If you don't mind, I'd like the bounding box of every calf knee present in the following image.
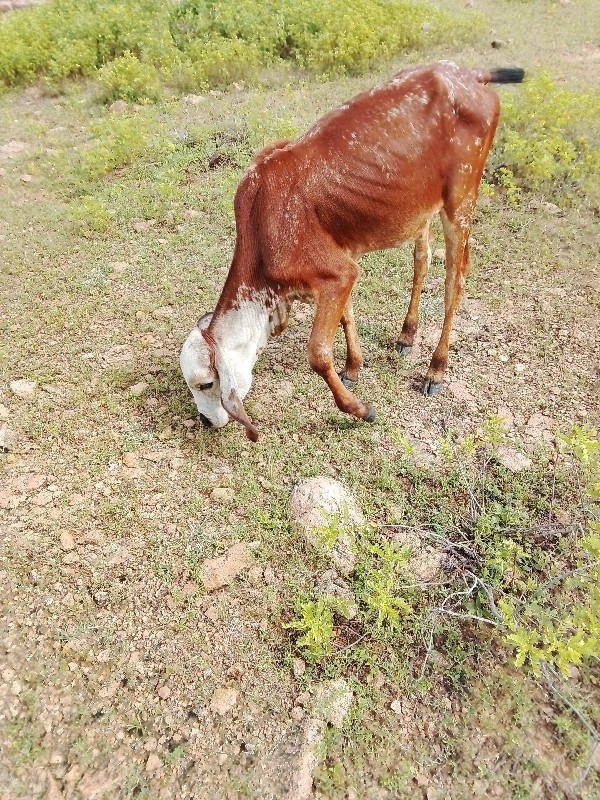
[308,342,332,375]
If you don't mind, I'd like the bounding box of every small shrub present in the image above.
[0,0,481,98]
[488,73,600,205]
[96,52,160,103]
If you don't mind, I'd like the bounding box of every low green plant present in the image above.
[499,427,600,677]
[362,542,413,628]
[96,51,161,102]
[287,597,335,657]
[0,0,481,97]
[488,73,600,205]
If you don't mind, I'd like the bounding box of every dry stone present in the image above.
[10,379,37,398]
[0,424,17,451]
[200,542,252,591]
[209,686,238,715]
[290,478,363,575]
[312,678,354,729]
[391,528,445,583]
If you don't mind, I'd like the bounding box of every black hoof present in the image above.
[364,404,376,422]
[421,379,443,397]
[395,342,412,357]
[339,371,356,389]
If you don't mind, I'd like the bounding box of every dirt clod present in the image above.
[210,686,239,716]
[10,379,37,398]
[201,542,253,591]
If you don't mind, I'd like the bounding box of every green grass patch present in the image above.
[487,72,600,207]
[0,0,481,98]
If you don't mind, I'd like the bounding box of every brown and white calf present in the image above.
[180,61,524,440]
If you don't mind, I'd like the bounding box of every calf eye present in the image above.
[199,382,213,391]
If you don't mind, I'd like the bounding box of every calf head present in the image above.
[179,313,259,441]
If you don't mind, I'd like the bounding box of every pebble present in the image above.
[292,658,306,678]
[10,379,37,398]
[60,531,76,551]
[209,686,238,716]
[145,753,161,774]
[109,100,128,114]
[157,685,171,700]
[210,487,235,503]
[129,382,148,397]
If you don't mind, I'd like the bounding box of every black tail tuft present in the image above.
[489,67,525,84]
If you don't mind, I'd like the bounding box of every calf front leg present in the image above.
[339,297,364,388]
[396,220,432,355]
[308,274,375,422]
[422,209,471,396]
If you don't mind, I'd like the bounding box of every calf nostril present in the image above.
[198,413,213,429]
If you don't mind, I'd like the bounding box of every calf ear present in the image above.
[221,386,259,442]
[197,312,213,330]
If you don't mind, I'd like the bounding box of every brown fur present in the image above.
[207,62,517,431]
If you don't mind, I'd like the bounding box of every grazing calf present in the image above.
[180,61,524,441]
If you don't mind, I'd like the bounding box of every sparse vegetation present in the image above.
[487,72,600,206]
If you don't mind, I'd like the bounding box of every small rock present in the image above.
[433,248,445,261]
[290,478,362,576]
[390,699,403,715]
[312,678,353,729]
[263,566,276,584]
[133,220,155,233]
[201,542,252,592]
[122,453,139,469]
[496,445,532,473]
[10,379,37,398]
[157,685,171,700]
[209,686,238,716]
[144,737,158,752]
[151,305,173,319]
[109,100,127,114]
[210,487,234,503]
[0,403,8,419]
[545,202,561,215]
[0,424,17,451]
[290,705,304,722]
[292,658,306,679]
[19,173,32,183]
[129,381,148,398]
[60,531,76,551]
[0,140,26,157]
[247,565,263,585]
[553,508,571,526]
[145,753,162,774]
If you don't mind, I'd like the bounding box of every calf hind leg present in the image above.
[396,220,432,356]
[339,297,364,389]
[421,208,471,396]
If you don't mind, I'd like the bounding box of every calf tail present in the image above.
[478,67,525,84]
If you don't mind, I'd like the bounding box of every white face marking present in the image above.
[179,320,229,429]
[179,287,290,429]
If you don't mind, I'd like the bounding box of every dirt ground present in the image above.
[1,1,600,799]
